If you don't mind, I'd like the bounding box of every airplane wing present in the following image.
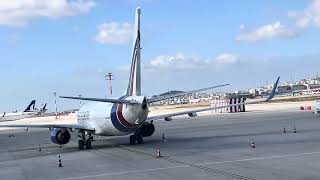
[0,123,94,131]
[147,76,280,121]
[147,84,230,103]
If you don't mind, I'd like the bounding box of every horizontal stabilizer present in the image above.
[147,84,230,103]
[60,96,140,104]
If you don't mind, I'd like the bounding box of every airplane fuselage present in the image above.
[77,96,148,136]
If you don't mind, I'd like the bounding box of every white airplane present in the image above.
[0,100,47,122]
[0,7,279,150]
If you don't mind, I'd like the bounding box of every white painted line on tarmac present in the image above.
[56,165,189,180]
[198,151,320,166]
[57,151,320,180]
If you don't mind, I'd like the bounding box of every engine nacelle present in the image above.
[164,117,172,121]
[188,112,197,117]
[140,122,155,137]
[50,128,71,145]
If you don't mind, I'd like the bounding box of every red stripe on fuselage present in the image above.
[116,103,137,128]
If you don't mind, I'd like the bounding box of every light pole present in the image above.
[78,94,82,108]
[53,91,57,119]
[105,73,114,97]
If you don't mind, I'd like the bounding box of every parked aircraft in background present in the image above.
[0,7,279,150]
[0,100,47,122]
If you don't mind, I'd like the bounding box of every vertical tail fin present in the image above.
[126,7,141,96]
[24,100,36,112]
[41,103,48,112]
[266,76,280,101]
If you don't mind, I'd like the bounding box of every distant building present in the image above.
[278,85,292,93]
[309,84,320,89]
[189,99,200,103]
[292,84,307,91]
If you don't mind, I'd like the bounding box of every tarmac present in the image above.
[0,108,320,180]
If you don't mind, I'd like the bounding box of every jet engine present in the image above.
[50,128,71,145]
[140,122,155,137]
[188,112,197,117]
[164,117,172,121]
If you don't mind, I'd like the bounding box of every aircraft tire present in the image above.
[86,139,92,149]
[137,135,144,144]
[130,135,136,145]
[78,140,85,150]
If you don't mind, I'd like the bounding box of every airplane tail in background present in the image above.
[126,7,141,96]
[24,100,36,112]
[41,103,48,112]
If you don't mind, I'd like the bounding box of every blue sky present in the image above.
[0,0,319,111]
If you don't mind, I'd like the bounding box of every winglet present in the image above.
[266,76,280,101]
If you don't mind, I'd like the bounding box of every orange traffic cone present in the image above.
[251,140,256,148]
[156,148,162,158]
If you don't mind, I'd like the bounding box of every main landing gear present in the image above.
[78,130,94,150]
[130,130,144,145]
[129,121,155,145]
